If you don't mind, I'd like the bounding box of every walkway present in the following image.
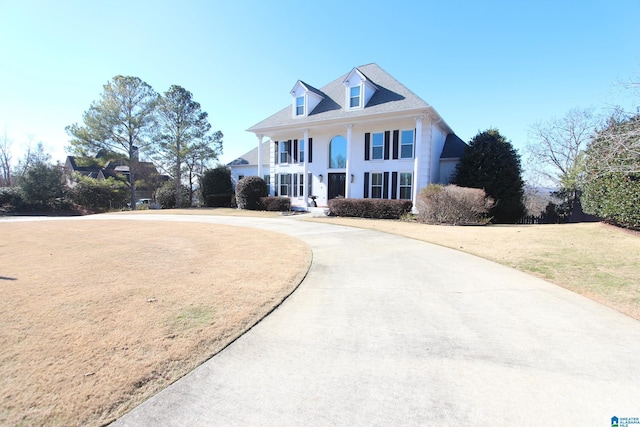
[103,213,640,425]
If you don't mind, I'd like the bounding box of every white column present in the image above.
[257,134,264,178]
[303,128,309,208]
[412,116,424,206]
[345,124,353,198]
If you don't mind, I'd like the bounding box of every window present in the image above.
[296,96,304,116]
[263,174,270,187]
[299,139,305,163]
[279,174,290,196]
[298,173,304,197]
[399,172,412,199]
[349,86,361,108]
[280,141,290,164]
[401,130,414,159]
[372,132,383,160]
[330,136,347,168]
[371,173,383,199]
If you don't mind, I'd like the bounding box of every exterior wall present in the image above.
[270,115,436,208]
[439,159,458,184]
[229,164,270,190]
[429,124,448,184]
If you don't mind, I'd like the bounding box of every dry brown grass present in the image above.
[0,219,311,426]
[309,217,640,320]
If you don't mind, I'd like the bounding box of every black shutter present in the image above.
[392,172,398,199]
[384,131,390,160]
[293,139,298,163]
[274,141,279,164]
[287,140,292,163]
[383,172,389,199]
[392,130,399,159]
[308,172,312,198]
[274,173,279,196]
[308,138,313,163]
[288,174,292,196]
[364,172,369,198]
[364,133,370,161]
[293,173,298,197]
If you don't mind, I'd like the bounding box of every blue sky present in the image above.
[1,0,638,176]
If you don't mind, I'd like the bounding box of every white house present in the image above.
[227,141,270,189]
[241,63,466,210]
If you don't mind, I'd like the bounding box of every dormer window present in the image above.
[349,86,361,108]
[291,80,325,118]
[344,67,378,111]
[296,96,304,116]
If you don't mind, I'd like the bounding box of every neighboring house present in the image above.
[244,63,466,210]
[227,141,270,189]
[64,155,168,199]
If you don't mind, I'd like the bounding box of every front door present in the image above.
[328,173,346,200]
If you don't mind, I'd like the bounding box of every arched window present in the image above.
[329,135,347,169]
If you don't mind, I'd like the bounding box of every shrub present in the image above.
[20,162,66,209]
[205,193,232,207]
[200,166,232,207]
[260,196,291,212]
[156,180,189,209]
[416,184,493,225]
[0,187,25,211]
[328,198,413,219]
[236,176,268,210]
[69,175,128,211]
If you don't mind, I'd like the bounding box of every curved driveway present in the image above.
[100,213,640,426]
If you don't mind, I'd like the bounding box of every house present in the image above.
[244,63,466,210]
[227,141,270,189]
[64,155,168,199]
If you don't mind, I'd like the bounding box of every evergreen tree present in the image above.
[452,129,526,223]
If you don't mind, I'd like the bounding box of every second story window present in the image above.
[349,86,361,108]
[372,132,384,160]
[280,140,291,164]
[401,130,414,158]
[296,96,304,116]
[299,139,305,163]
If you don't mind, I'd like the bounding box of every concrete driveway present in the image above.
[106,213,640,426]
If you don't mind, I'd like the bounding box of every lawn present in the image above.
[308,217,640,320]
[0,218,311,426]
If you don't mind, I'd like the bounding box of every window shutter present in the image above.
[293,139,298,163]
[364,172,369,198]
[287,140,292,163]
[392,130,399,160]
[383,172,389,199]
[275,173,279,196]
[274,141,278,164]
[308,138,313,163]
[364,133,370,161]
[308,172,312,197]
[288,173,292,196]
[384,131,390,160]
[293,173,298,197]
[392,172,398,199]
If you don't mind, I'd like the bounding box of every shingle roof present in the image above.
[227,141,271,166]
[247,63,451,134]
[440,134,468,159]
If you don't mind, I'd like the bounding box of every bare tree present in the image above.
[526,108,600,191]
[0,130,12,186]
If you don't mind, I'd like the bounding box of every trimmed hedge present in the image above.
[328,198,413,219]
[259,196,291,212]
[416,184,493,225]
[236,176,268,210]
[205,193,232,207]
[0,187,25,211]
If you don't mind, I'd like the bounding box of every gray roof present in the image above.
[247,63,452,134]
[440,134,468,159]
[227,141,270,166]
